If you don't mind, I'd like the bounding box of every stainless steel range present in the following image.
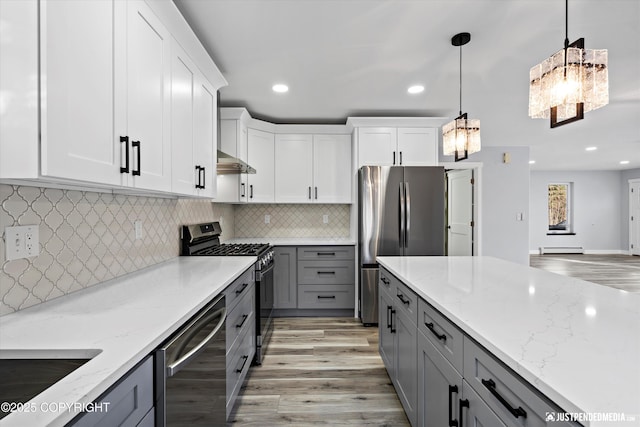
[181,222,274,364]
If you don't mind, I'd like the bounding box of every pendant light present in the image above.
[528,0,608,128]
[442,32,481,162]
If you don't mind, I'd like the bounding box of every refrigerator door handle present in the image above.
[405,181,411,247]
[399,182,405,248]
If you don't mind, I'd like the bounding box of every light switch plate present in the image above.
[5,225,40,260]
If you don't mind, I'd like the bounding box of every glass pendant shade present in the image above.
[442,114,481,160]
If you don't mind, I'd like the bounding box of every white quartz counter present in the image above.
[0,256,256,427]
[377,256,640,426]
[225,237,356,246]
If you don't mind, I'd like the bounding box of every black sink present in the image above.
[0,351,98,420]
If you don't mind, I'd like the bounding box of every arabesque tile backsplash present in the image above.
[0,184,234,315]
[1,185,351,315]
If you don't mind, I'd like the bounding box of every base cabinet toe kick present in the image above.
[378,266,581,427]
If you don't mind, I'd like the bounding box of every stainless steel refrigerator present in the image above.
[358,166,445,325]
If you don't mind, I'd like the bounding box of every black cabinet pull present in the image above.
[386,305,392,329]
[250,184,254,199]
[397,293,410,305]
[195,165,202,189]
[459,399,469,427]
[399,151,403,165]
[235,283,249,295]
[236,355,249,373]
[120,136,129,173]
[393,151,396,165]
[317,252,335,256]
[317,271,335,275]
[390,309,396,333]
[317,295,336,299]
[481,379,527,419]
[236,314,248,328]
[241,183,246,197]
[308,186,311,199]
[448,385,459,427]
[425,322,447,342]
[200,166,206,189]
[132,140,141,176]
[315,186,318,199]
[381,277,390,285]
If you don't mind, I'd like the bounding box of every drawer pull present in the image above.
[317,295,336,299]
[397,293,410,305]
[386,305,392,330]
[235,283,249,295]
[459,399,469,427]
[236,314,248,328]
[317,271,336,275]
[448,385,459,427]
[425,322,447,342]
[381,277,390,285]
[390,309,396,333]
[236,355,249,373]
[481,378,527,419]
[317,252,335,256]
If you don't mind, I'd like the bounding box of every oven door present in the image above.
[255,261,274,364]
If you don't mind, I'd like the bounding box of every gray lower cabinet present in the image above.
[274,247,297,309]
[378,286,395,379]
[69,356,154,427]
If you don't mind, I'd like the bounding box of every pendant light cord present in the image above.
[459,44,463,116]
[563,0,569,76]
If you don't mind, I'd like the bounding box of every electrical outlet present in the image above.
[264,215,271,224]
[5,225,40,260]
[323,214,329,224]
[134,220,143,240]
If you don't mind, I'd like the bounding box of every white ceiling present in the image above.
[174,0,640,171]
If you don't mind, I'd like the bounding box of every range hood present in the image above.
[216,150,256,174]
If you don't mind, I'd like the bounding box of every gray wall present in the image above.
[444,146,530,265]
[621,168,640,250]
[529,170,634,253]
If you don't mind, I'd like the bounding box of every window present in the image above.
[548,183,572,233]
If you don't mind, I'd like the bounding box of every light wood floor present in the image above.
[228,317,409,426]
[530,254,640,292]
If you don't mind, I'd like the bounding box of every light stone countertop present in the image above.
[377,256,640,427]
[225,237,356,246]
[0,256,256,427]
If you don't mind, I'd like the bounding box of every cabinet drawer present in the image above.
[224,267,254,312]
[418,299,463,374]
[298,285,355,309]
[379,268,394,295]
[226,318,255,418]
[226,283,254,355]
[297,260,354,285]
[394,280,418,325]
[463,337,577,427]
[297,246,355,260]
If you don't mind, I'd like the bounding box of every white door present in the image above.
[170,43,196,195]
[313,134,352,203]
[357,127,397,167]
[397,128,437,166]
[274,134,313,203]
[40,0,120,185]
[247,128,275,202]
[631,180,640,256]
[194,76,217,198]
[447,169,473,256]
[125,0,172,191]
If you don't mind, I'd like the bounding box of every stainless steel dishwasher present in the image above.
[155,295,226,426]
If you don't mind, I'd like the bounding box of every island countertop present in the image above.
[377,256,640,426]
[0,256,256,427]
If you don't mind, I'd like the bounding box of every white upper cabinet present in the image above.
[39,0,120,185]
[356,126,438,167]
[193,75,217,198]
[117,0,172,192]
[217,117,248,203]
[275,134,313,202]
[313,134,352,203]
[246,128,275,203]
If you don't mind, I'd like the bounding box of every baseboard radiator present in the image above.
[539,246,584,255]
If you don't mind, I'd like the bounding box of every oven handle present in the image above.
[166,304,226,377]
[256,262,274,281]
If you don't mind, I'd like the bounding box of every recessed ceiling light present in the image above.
[272,84,289,93]
[620,160,630,165]
[585,146,597,151]
[529,160,536,164]
[408,85,424,94]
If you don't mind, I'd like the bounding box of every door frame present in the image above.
[441,162,482,256]
[629,178,640,255]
